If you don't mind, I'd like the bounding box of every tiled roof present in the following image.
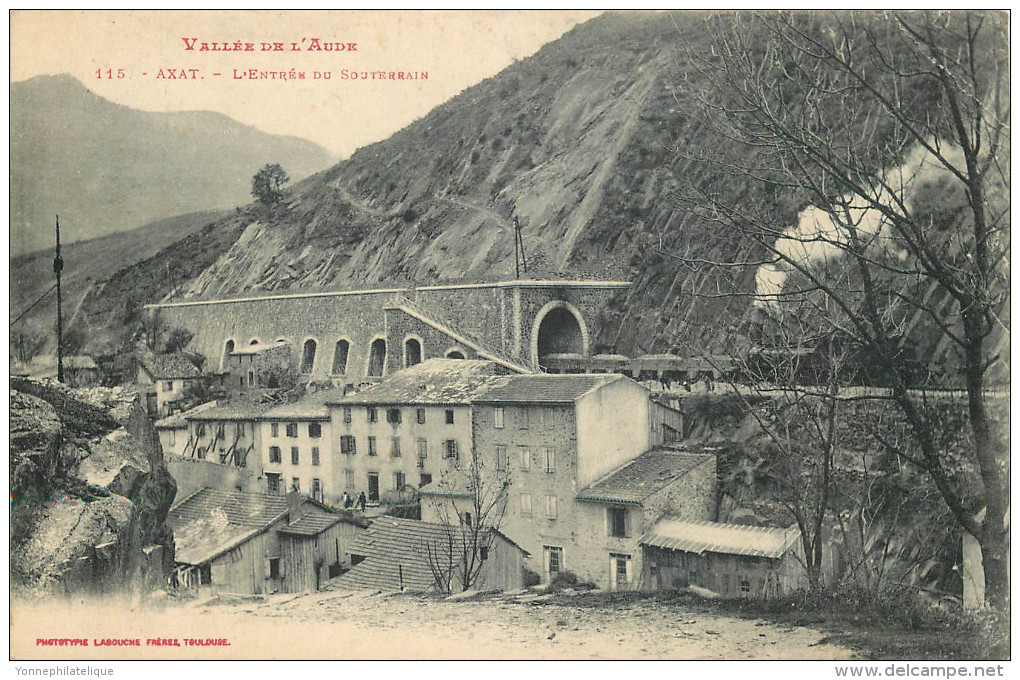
[262,387,348,420]
[575,449,716,505]
[640,519,801,559]
[331,359,511,406]
[155,401,218,429]
[472,374,621,404]
[186,401,274,421]
[230,340,290,356]
[337,517,525,592]
[169,489,349,563]
[140,353,202,379]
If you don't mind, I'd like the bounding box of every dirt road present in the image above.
[13,589,857,660]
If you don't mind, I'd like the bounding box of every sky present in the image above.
[10,10,603,157]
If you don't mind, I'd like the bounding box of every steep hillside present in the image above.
[80,12,1004,375]
[10,74,336,255]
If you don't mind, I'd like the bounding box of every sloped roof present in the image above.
[330,359,511,406]
[155,401,218,429]
[140,353,202,379]
[187,401,274,421]
[230,340,291,356]
[169,489,348,563]
[640,519,801,559]
[575,449,715,505]
[262,387,348,420]
[472,374,621,404]
[337,517,526,592]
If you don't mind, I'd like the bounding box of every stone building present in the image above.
[136,351,203,416]
[224,340,294,392]
[144,279,630,382]
[325,359,513,504]
[420,373,713,590]
[181,402,271,468]
[258,387,345,501]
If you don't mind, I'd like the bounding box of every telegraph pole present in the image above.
[54,215,65,383]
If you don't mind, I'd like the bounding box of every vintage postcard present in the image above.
[8,9,1010,666]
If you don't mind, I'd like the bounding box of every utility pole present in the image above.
[514,216,528,277]
[54,215,64,383]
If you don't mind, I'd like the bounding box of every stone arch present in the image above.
[530,300,589,368]
[332,338,351,375]
[300,337,318,374]
[445,348,467,359]
[221,338,236,372]
[403,335,424,368]
[367,336,387,377]
[249,337,261,345]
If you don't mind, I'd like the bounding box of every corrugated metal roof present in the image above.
[640,519,801,559]
[575,449,715,505]
[472,374,621,404]
[337,517,526,592]
[331,359,511,406]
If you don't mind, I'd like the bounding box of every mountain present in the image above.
[78,12,1006,379]
[10,74,337,255]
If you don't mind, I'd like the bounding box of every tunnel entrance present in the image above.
[536,306,585,360]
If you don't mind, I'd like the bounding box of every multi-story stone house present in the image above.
[325,359,513,504]
[258,388,345,502]
[420,373,716,590]
[182,401,271,469]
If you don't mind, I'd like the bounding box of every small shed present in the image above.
[640,519,806,598]
[337,517,529,593]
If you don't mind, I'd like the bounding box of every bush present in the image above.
[522,568,541,588]
[548,570,579,591]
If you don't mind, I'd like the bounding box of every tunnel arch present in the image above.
[530,300,589,369]
[404,336,423,368]
[367,336,387,377]
[221,338,236,371]
[300,337,318,374]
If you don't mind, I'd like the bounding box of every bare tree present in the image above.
[670,10,1008,607]
[422,452,511,593]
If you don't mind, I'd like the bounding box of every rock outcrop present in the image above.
[10,377,176,599]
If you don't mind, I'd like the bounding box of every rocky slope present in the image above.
[10,378,177,599]
[10,74,336,255]
[79,11,1005,379]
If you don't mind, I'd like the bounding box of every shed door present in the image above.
[609,553,632,591]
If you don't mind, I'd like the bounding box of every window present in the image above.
[286,422,298,438]
[545,495,558,518]
[239,376,244,388]
[291,447,299,465]
[544,546,563,576]
[340,435,357,455]
[344,469,354,488]
[496,445,509,471]
[367,407,378,423]
[613,553,631,586]
[269,446,282,463]
[332,340,350,375]
[238,423,246,436]
[689,570,698,587]
[163,380,172,391]
[417,438,428,461]
[196,423,206,437]
[311,446,320,466]
[386,408,402,424]
[301,339,317,373]
[494,407,505,429]
[269,557,280,579]
[309,422,322,438]
[404,338,422,368]
[368,339,387,377]
[519,446,531,471]
[416,408,426,424]
[391,437,401,458]
[267,473,280,494]
[367,472,379,501]
[216,424,225,438]
[445,409,455,425]
[291,477,301,492]
[168,429,176,447]
[367,436,377,456]
[608,507,627,538]
[544,447,555,473]
[196,446,206,460]
[520,493,533,516]
[394,471,405,490]
[518,406,529,429]
[480,546,489,561]
[460,512,473,528]
[343,407,352,424]
[419,474,433,489]
[740,577,751,593]
[444,439,458,462]
[248,370,255,386]
[312,478,322,501]
[219,450,228,465]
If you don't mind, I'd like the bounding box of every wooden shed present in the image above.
[640,519,808,598]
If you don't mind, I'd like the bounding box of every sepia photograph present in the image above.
[7,8,1011,668]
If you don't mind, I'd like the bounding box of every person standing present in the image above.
[356,491,367,511]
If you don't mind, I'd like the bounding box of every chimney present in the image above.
[287,490,305,525]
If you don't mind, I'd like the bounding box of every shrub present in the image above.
[522,568,541,587]
[548,570,579,591]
